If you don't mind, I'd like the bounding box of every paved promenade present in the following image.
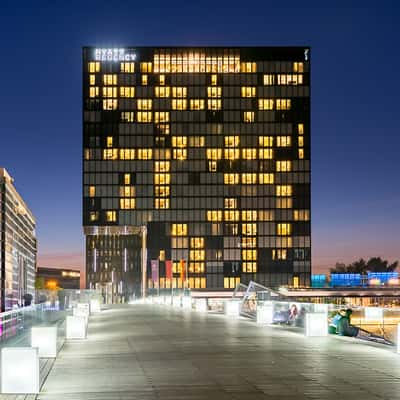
[37,304,400,400]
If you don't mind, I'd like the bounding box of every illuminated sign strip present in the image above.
[94,48,136,62]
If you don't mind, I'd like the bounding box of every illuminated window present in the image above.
[155,112,169,123]
[89,186,96,197]
[276,198,293,209]
[258,210,274,221]
[276,185,292,196]
[258,99,274,110]
[298,136,304,147]
[121,62,135,73]
[140,62,152,73]
[172,137,187,148]
[103,99,118,110]
[207,87,222,97]
[121,112,134,122]
[159,74,165,85]
[159,250,165,261]
[106,136,113,148]
[277,74,303,85]
[277,223,292,236]
[243,111,254,123]
[89,87,99,98]
[171,223,187,236]
[190,99,205,110]
[172,99,187,110]
[298,123,304,135]
[103,74,117,85]
[89,211,99,222]
[242,262,257,273]
[154,161,170,172]
[225,136,239,147]
[293,62,304,73]
[173,149,187,160]
[224,173,239,185]
[298,149,304,159]
[294,210,310,221]
[259,173,274,184]
[120,186,135,197]
[190,237,204,249]
[103,149,118,160]
[259,136,273,147]
[189,136,205,147]
[106,211,116,222]
[224,277,240,289]
[242,223,257,236]
[259,149,273,159]
[224,149,239,160]
[242,148,257,160]
[154,173,170,185]
[120,87,135,97]
[155,86,170,97]
[208,99,221,110]
[137,149,152,160]
[276,99,291,110]
[263,74,275,85]
[211,74,218,85]
[276,161,292,172]
[241,86,256,97]
[119,149,135,160]
[120,198,135,209]
[137,112,152,123]
[141,74,148,85]
[157,124,170,135]
[242,249,257,261]
[240,62,256,73]
[103,87,117,97]
[242,173,257,184]
[276,136,292,147]
[208,161,217,172]
[89,75,96,85]
[155,198,169,209]
[124,174,131,185]
[224,210,239,221]
[88,62,100,73]
[206,148,222,160]
[224,198,237,209]
[242,237,256,248]
[207,210,222,222]
[272,249,287,260]
[172,87,187,97]
[154,186,170,197]
[137,99,152,110]
[189,250,205,261]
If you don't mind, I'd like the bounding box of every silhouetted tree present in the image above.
[330,257,398,274]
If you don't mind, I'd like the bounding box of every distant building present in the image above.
[0,168,37,311]
[36,267,81,290]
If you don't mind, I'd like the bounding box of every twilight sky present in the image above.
[0,1,399,278]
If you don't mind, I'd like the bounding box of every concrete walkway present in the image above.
[38,304,400,400]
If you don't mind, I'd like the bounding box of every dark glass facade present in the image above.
[83,47,311,297]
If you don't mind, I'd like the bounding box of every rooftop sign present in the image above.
[94,48,136,62]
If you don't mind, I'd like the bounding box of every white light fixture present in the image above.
[365,307,383,322]
[305,313,328,337]
[90,299,101,313]
[73,307,89,326]
[173,296,181,308]
[225,300,240,317]
[1,347,39,394]
[77,303,90,313]
[66,315,87,339]
[182,296,192,310]
[31,327,57,358]
[195,298,208,312]
[256,302,274,324]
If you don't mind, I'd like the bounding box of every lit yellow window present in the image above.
[242,148,257,160]
[159,250,165,261]
[137,149,152,159]
[242,249,257,261]
[293,62,304,73]
[189,136,205,147]
[258,210,274,221]
[121,62,135,73]
[89,212,99,222]
[159,74,165,85]
[259,136,273,147]
[258,99,274,110]
[242,262,257,273]
[224,198,237,209]
[172,136,187,148]
[140,62,152,73]
[106,136,113,148]
[206,148,222,160]
[121,112,134,122]
[88,62,100,73]
[190,99,205,110]
[276,185,292,196]
[224,173,239,185]
[207,210,222,222]
[172,99,187,110]
[154,186,170,197]
[119,149,135,160]
[276,198,293,209]
[106,211,116,222]
[208,99,221,110]
[137,99,152,110]
[240,62,257,73]
[141,74,148,85]
[277,223,292,236]
[224,277,241,289]
[211,74,218,86]
[224,149,239,160]
[259,173,274,184]
[263,74,274,85]
[242,223,257,236]
[272,249,287,260]
[276,99,291,110]
[89,87,99,98]
[103,74,117,85]
[208,161,217,172]
[207,87,222,98]
[171,223,187,236]
[155,112,169,123]
[241,86,256,97]
[172,87,187,97]
[298,123,304,135]
[155,198,170,209]
[241,210,257,222]
[89,75,96,85]
[103,149,118,160]
[154,161,170,172]
[120,186,135,197]
[103,99,118,110]
[224,210,239,221]
[242,237,256,248]
[120,198,135,209]
[124,173,131,185]
[259,149,273,159]
[242,173,257,184]
[173,149,187,160]
[298,149,304,159]
[244,111,254,123]
[190,237,204,249]
[277,74,303,85]
[276,136,292,147]
[294,210,310,221]
[189,250,205,261]
[276,161,292,172]
[224,136,239,147]
[157,124,170,135]
[137,112,152,123]
[89,186,96,197]
[154,173,170,185]
[120,87,135,97]
[102,87,117,97]
[155,86,170,97]
[298,136,304,147]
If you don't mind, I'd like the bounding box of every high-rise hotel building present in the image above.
[83,47,310,299]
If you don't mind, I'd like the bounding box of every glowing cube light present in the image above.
[365,307,383,321]
[73,307,89,326]
[256,302,274,324]
[1,347,39,394]
[225,300,241,317]
[173,296,181,308]
[90,299,101,313]
[195,298,208,312]
[182,296,192,309]
[305,313,328,337]
[66,315,87,339]
[31,327,57,358]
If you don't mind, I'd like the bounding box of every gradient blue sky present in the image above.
[0,1,398,277]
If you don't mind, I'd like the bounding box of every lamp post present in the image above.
[140,225,147,298]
